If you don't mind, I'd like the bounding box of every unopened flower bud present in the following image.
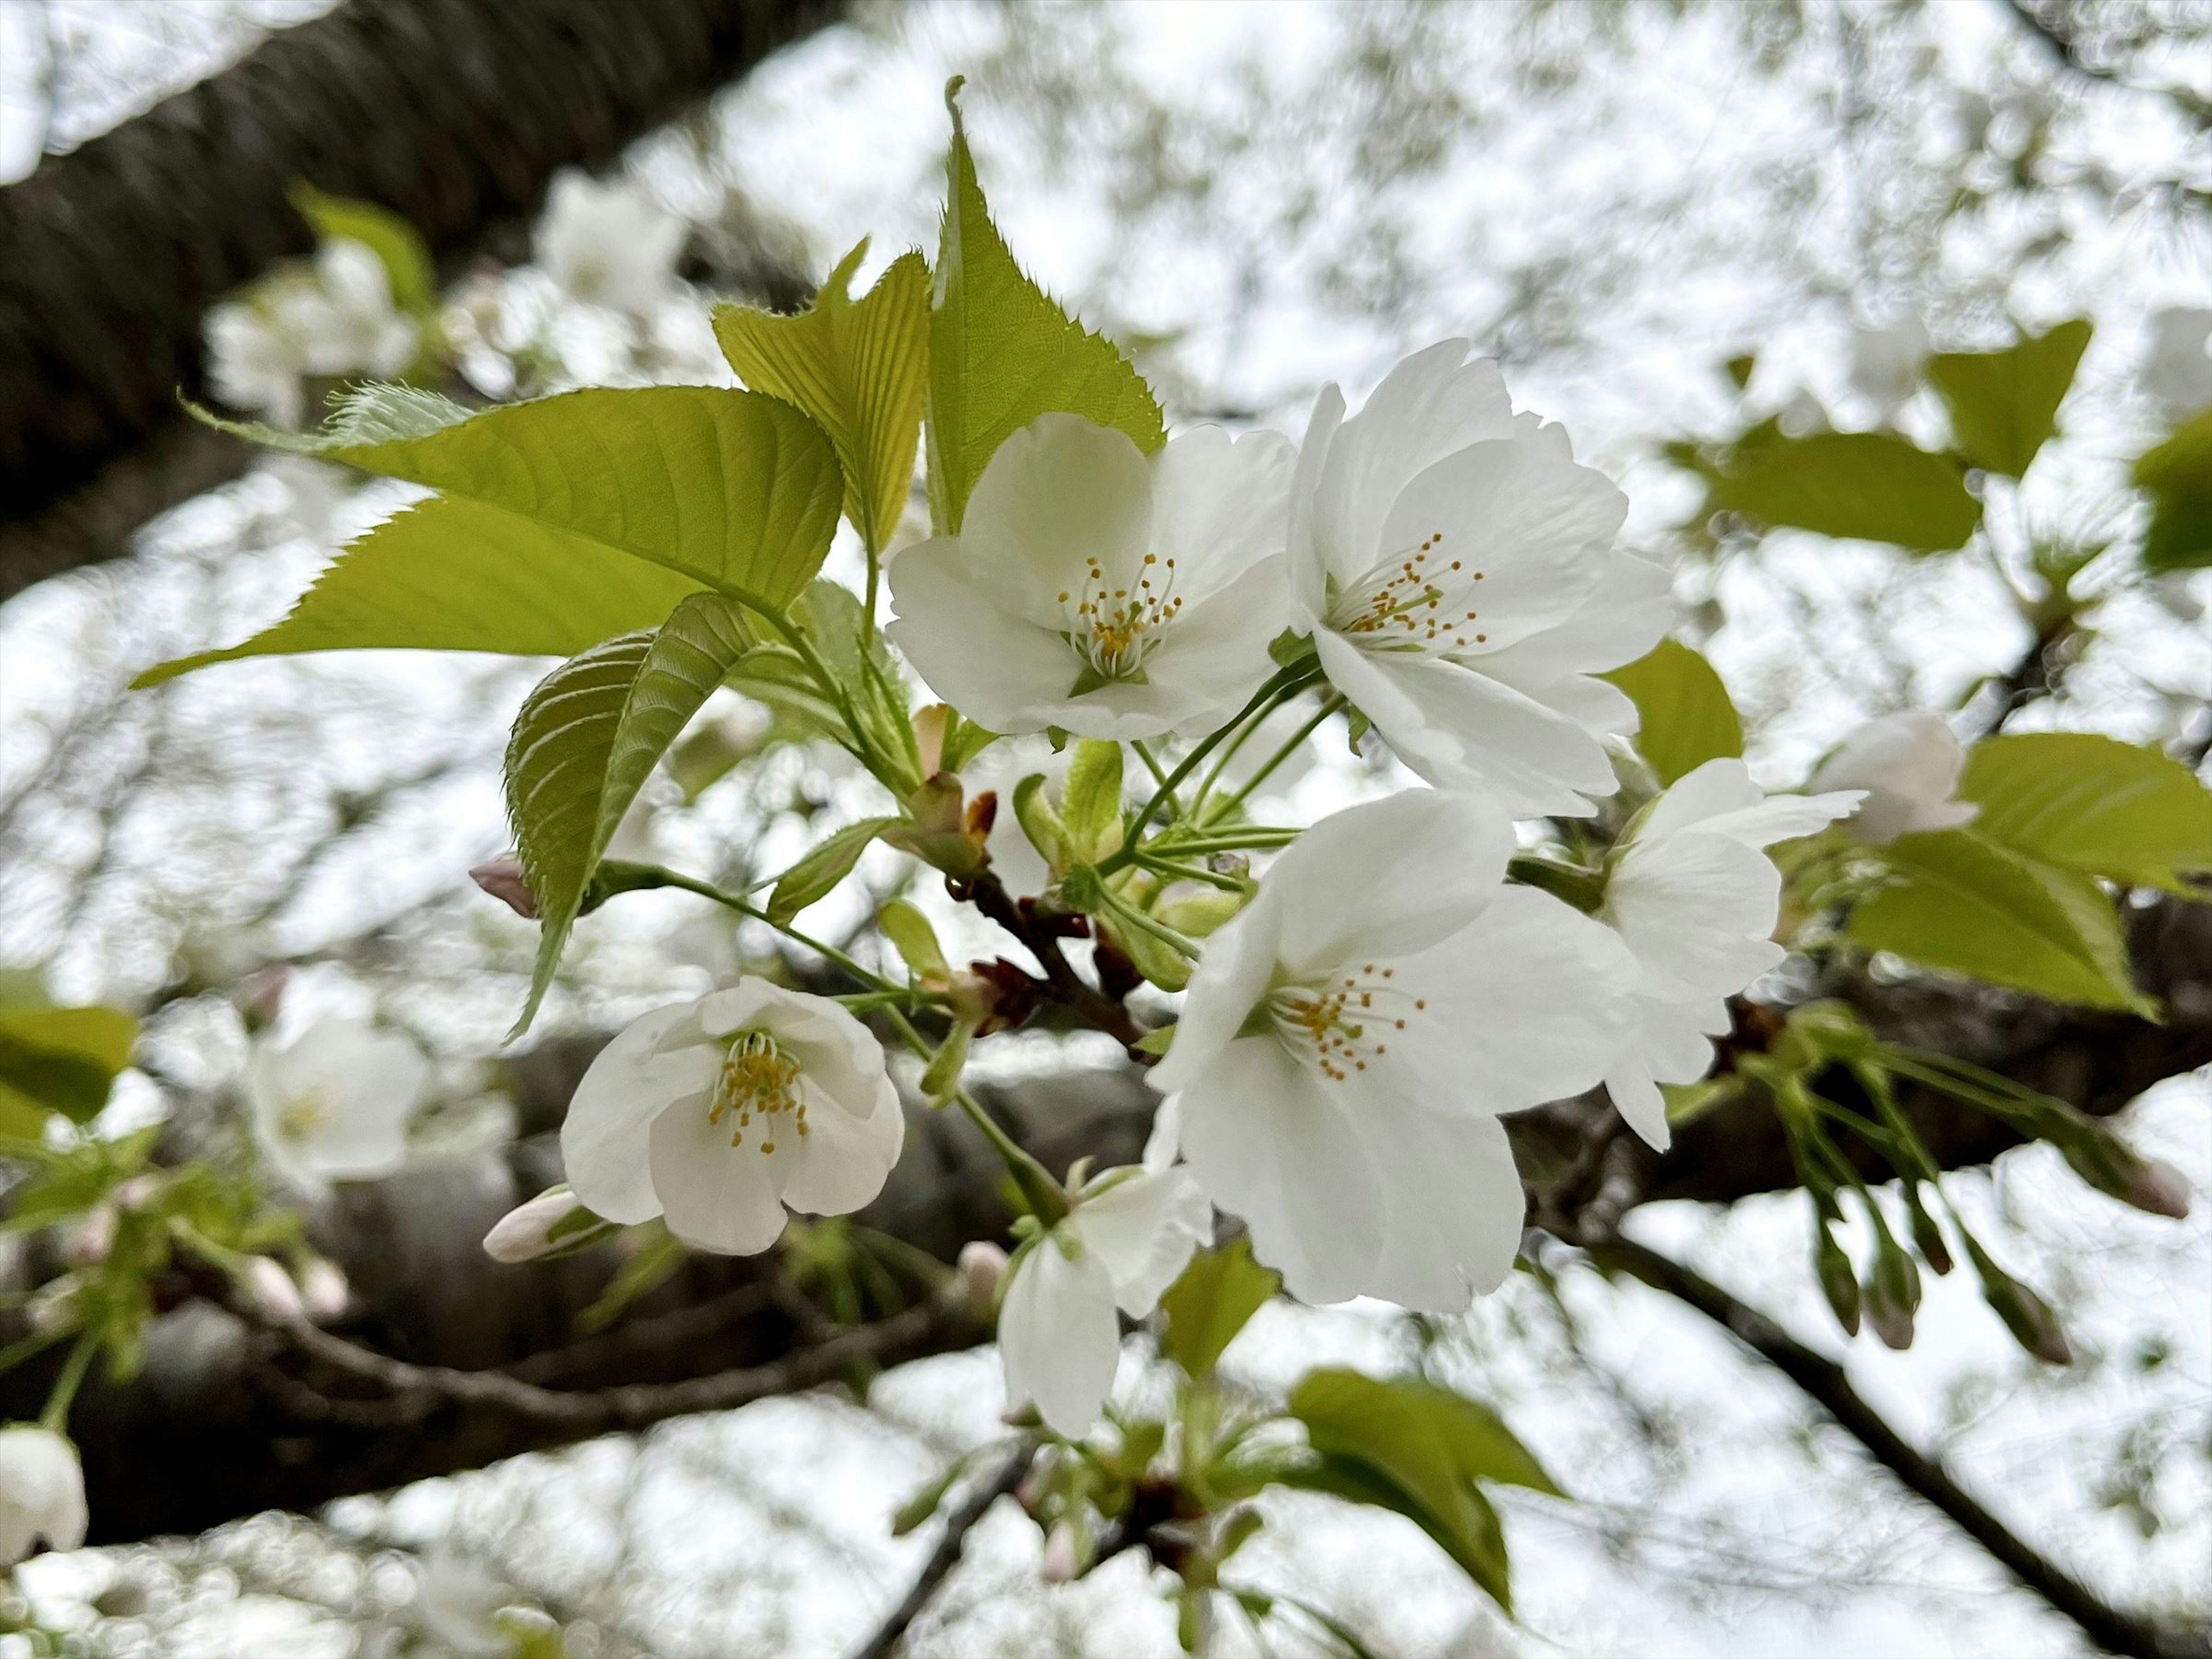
[482,1186,583,1263]
[2129,1158,2191,1221]
[469,857,539,920]
[66,1202,118,1268]
[1814,1228,1861,1338]
[1863,1243,1921,1352]
[298,1256,351,1323]
[959,1240,1008,1319]
[112,1175,161,1213]
[241,1255,305,1323]
[1040,1519,1080,1584]
[911,704,950,778]
[27,1278,82,1336]
[236,965,290,1033]
[1965,1237,2071,1366]
[1905,1185,1953,1275]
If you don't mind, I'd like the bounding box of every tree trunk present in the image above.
[7,896,2204,1543]
[0,0,843,604]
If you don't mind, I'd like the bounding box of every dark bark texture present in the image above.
[6,896,2205,1543]
[0,0,842,604]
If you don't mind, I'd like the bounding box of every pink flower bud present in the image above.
[65,1203,118,1268]
[298,1256,351,1322]
[236,965,290,1033]
[958,1240,1008,1317]
[2130,1159,2191,1221]
[112,1175,161,1212]
[469,857,539,920]
[241,1255,305,1323]
[482,1187,582,1263]
[27,1278,81,1335]
[1039,1520,1080,1584]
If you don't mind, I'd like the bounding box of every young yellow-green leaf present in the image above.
[1160,1236,1279,1380]
[0,1005,138,1130]
[506,595,756,1035]
[1961,732,2212,894]
[1285,1368,1533,1612]
[877,898,950,981]
[2134,408,2212,571]
[928,79,1165,533]
[1106,914,1191,993]
[1705,430,1982,554]
[1600,638,1743,784]
[1926,318,2092,479]
[714,242,930,554]
[140,387,840,687]
[290,183,438,315]
[766,817,902,926]
[1846,830,2153,1014]
[1061,738,1126,863]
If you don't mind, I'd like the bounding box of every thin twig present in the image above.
[847,1442,1033,1659]
[1587,1236,2210,1659]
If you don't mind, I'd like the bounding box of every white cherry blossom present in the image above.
[1847,315,1930,418]
[1288,342,1666,816]
[1809,710,1976,844]
[248,1016,430,1196]
[0,1427,88,1565]
[1149,789,1638,1309]
[2143,306,2212,423]
[295,238,419,381]
[560,980,904,1255]
[889,414,1294,741]
[535,169,687,315]
[998,1165,1210,1435]
[1598,759,1862,1148]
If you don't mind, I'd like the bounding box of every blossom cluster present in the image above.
[531,342,1865,1436]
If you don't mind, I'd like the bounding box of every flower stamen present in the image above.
[709,1031,808,1155]
[1060,553,1183,682]
[1331,532,1489,653]
[1268,965,1427,1083]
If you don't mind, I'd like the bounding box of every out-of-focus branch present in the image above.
[1588,1236,2212,1659]
[848,1442,1035,1659]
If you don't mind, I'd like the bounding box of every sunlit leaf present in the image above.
[928,79,1164,533]
[1926,318,2092,478]
[1160,1236,1279,1380]
[2134,408,2212,571]
[290,182,438,314]
[766,817,902,926]
[1961,732,2212,895]
[0,1005,138,1131]
[1600,638,1743,784]
[1699,430,1982,554]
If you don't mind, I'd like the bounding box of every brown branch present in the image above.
[962,868,1151,1055]
[1588,1236,2211,1659]
[847,1442,1035,1659]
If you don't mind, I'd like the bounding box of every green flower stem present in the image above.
[1098,888,1201,960]
[605,862,908,999]
[879,1006,1067,1226]
[743,597,900,788]
[1130,738,1183,818]
[1130,853,1245,891]
[0,1324,70,1380]
[1138,827,1301,857]
[37,1331,99,1434]
[1200,692,1345,825]
[1187,690,1293,819]
[1505,854,1608,915]
[1106,664,1320,873]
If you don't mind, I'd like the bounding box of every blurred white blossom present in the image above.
[535,168,687,314]
[247,1015,431,1196]
[0,1427,88,1565]
[1847,315,1930,418]
[1810,710,1977,844]
[2142,306,2212,423]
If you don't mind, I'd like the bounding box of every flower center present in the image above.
[708,1031,808,1156]
[1058,552,1182,686]
[1328,531,1488,653]
[1267,962,1429,1083]
[278,1092,328,1142]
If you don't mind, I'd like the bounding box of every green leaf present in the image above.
[927,79,1165,533]
[1600,638,1743,785]
[1286,1368,1554,1614]
[1160,1236,1279,1380]
[714,243,930,554]
[0,1006,138,1132]
[877,899,950,980]
[505,594,756,1034]
[1962,733,2212,894]
[1925,319,2092,479]
[1701,430,1982,554]
[2134,409,2212,571]
[290,183,437,315]
[766,817,901,926]
[1846,830,2153,1014]
[575,1221,688,1335]
[139,387,840,685]
[1062,739,1126,863]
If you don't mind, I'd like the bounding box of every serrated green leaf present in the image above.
[1285,1366,1527,1613]
[1846,829,2153,1013]
[1926,319,2092,479]
[0,1005,137,1130]
[877,899,950,980]
[1600,638,1743,785]
[1160,1236,1278,1380]
[714,242,929,554]
[767,817,900,926]
[290,183,437,315]
[2135,408,2212,571]
[1702,430,1982,554]
[1961,732,2212,894]
[1062,739,1125,863]
[140,387,840,686]
[927,81,1164,533]
[506,595,756,1034]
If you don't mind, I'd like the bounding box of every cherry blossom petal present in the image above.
[999,1232,1122,1436]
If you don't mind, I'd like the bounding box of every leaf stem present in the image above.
[1105,665,1319,874]
[1202,692,1342,824]
[39,1331,99,1434]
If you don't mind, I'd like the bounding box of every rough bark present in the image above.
[0,0,843,604]
[7,896,2205,1543]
